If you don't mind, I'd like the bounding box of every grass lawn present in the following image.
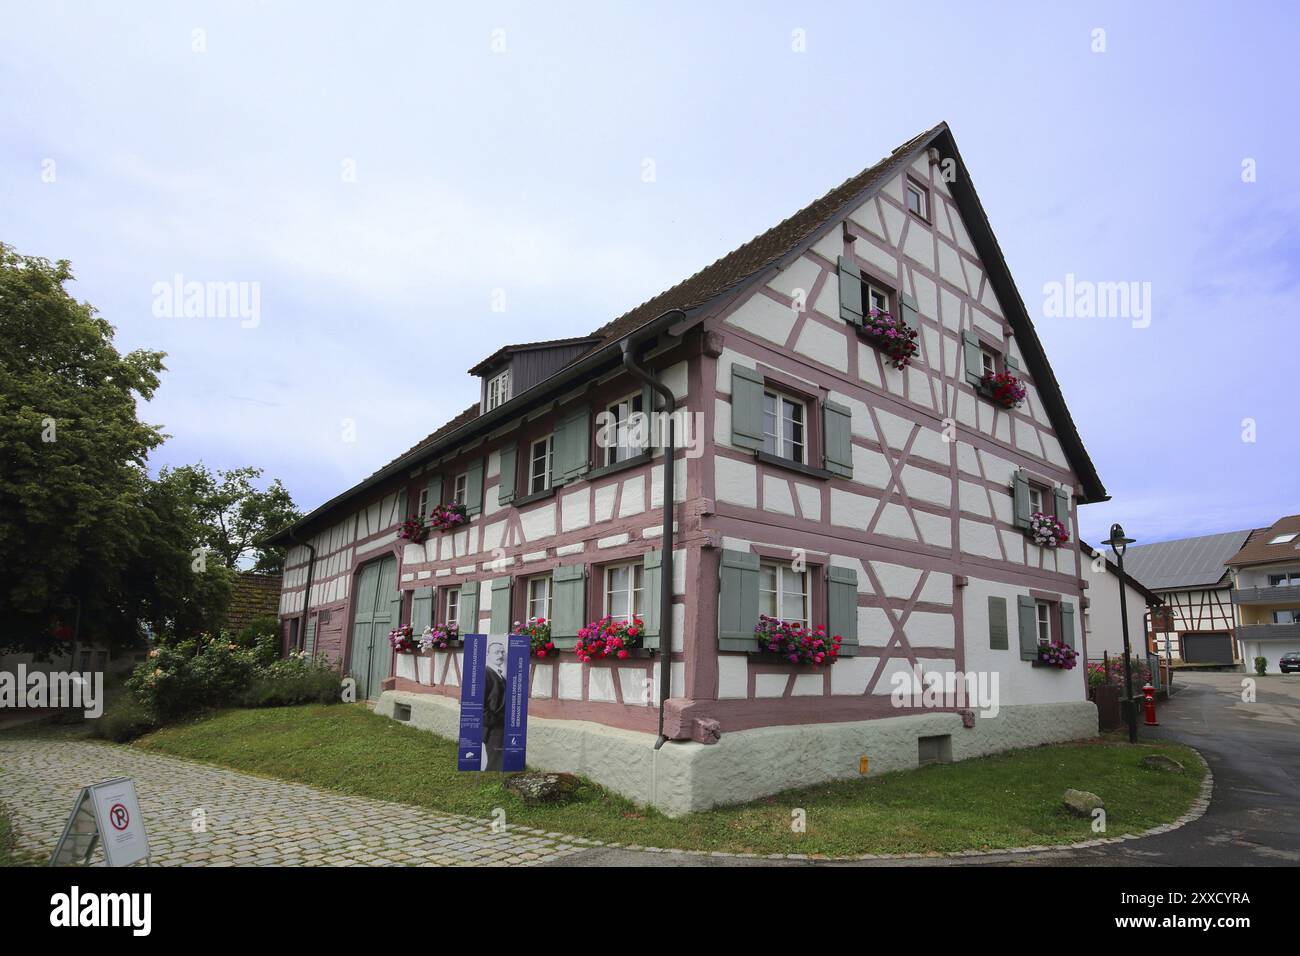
[131,703,1205,857]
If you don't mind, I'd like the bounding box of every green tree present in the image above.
[0,242,228,654]
[159,464,300,572]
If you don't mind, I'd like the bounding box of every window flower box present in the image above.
[1036,640,1078,670]
[753,615,842,666]
[398,515,429,544]
[515,617,555,658]
[1028,511,1070,549]
[980,370,1026,409]
[575,615,645,662]
[428,501,469,532]
[388,624,419,654]
[858,309,920,370]
[420,622,459,651]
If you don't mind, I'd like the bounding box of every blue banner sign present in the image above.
[457,633,531,772]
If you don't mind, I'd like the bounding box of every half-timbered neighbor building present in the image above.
[266,122,1110,813]
[1227,514,1300,674]
[1121,530,1249,665]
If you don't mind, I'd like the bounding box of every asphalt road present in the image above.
[548,673,1300,867]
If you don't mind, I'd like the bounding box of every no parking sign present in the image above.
[50,777,150,867]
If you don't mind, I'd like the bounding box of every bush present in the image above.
[1255,656,1268,676]
[90,695,158,743]
[126,634,260,720]
[240,653,343,708]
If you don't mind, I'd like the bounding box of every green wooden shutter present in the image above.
[898,292,920,332]
[1060,601,1076,650]
[838,255,863,325]
[962,330,984,387]
[822,401,853,478]
[1012,469,1032,529]
[489,576,513,634]
[550,563,587,649]
[458,582,480,634]
[1017,595,1038,661]
[719,549,760,651]
[641,550,662,650]
[498,443,518,506]
[411,587,434,633]
[304,617,317,656]
[554,405,591,483]
[730,365,766,451]
[988,596,1009,650]
[423,475,442,516]
[1053,487,1070,531]
[463,458,484,517]
[1004,351,1021,379]
[827,565,859,657]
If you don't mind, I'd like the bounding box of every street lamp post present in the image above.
[1105,523,1138,743]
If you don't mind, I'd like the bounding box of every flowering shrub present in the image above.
[420,622,459,651]
[429,501,469,531]
[398,515,429,544]
[754,615,843,666]
[388,624,419,653]
[1029,511,1070,548]
[981,370,1026,409]
[515,617,554,658]
[1086,656,1151,689]
[859,309,920,369]
[1037,640,1078,669]
[575,615,645,661]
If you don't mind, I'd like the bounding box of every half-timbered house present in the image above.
[266,122,1109,813]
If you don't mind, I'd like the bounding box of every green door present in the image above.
[349,554,399,700]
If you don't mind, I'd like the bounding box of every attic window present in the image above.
[486,369,511,411]
[1268,532,1298,545]
[905,179,929,220]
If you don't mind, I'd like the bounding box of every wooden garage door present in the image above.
[1181,632,1234,664]
[348,554,400,700]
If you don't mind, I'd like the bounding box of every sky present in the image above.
[2,0,1297,548]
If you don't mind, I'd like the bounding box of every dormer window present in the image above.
[486,369,511,411]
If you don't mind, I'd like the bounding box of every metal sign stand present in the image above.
[49,777,150,867]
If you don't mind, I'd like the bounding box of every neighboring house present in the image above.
[1120,530,1249,665]
[265,122,1109,814]
[1079,541,1162,661]
[225,571,283,636]
[1227,514,1300,674]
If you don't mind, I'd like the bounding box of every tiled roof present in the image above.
[1225,514,1300,568]
[1119,530,1253,591]
[1079,541,1163,605]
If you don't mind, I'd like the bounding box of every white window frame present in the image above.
[417,487,430,518]
[526,575,552,622]
[603,392,646,466]
[865,282,889,316]
[1035,600,1052,645]
[485,369,511,411]
[906,179,929,220]
[529,434,554,494]
[1028,485,1044,515]
[453,472,468,506]
[445,588,460,626]
[603,562,644,623]
[762,388,807,464]
[759,561,809,626]
[1267,532,1298,545]
[980,346,998,378]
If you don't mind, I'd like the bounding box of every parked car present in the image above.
[1280,652,1300,674]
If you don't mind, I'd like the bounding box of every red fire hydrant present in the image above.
[1142,683,1159,726]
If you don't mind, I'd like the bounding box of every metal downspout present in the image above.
[619,310,685,748]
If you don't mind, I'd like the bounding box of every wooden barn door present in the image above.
[349,554,399,700]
